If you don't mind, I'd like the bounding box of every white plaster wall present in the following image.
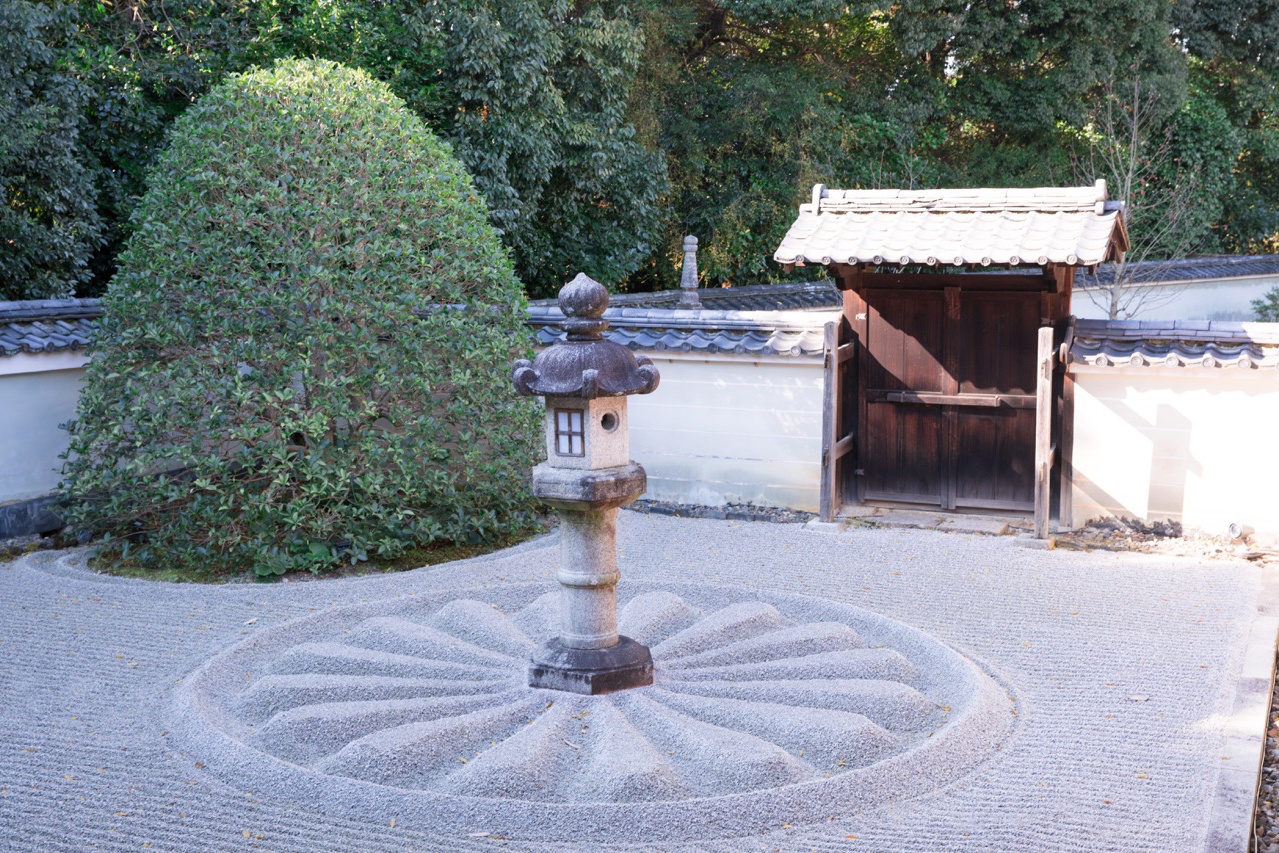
[1072,276,1279,321]
[1071,366,1279,538]
[0,357,88,504]
[626,354,825,511]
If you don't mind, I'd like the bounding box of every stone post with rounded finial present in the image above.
[678,235,701,308]
[511,273,660,694]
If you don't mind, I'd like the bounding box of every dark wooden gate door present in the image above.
[858,287,1040,511]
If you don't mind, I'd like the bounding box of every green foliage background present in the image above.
[60,59,540,577]
[4,0,1279,298]
[0,1,101,298]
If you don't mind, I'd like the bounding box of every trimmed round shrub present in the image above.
[61,58,540,577]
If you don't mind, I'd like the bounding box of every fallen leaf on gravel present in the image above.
[389,818,396,828]
[846,835,858,840]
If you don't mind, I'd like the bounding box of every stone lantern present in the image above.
[512,273,660,694]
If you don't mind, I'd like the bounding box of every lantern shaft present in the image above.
[556,509,621,649]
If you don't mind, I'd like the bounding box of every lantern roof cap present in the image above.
[512,274,660,399]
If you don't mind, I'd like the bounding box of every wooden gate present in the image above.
[852,285,1042,512]
[819,317,857,521]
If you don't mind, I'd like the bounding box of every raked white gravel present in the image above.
[0,512,1266,851]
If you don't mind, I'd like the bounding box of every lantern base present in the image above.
[528,636,654,695]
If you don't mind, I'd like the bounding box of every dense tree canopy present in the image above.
[0,1,101,298]
[2,0,1276,300]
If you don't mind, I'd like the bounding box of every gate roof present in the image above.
[774,180,1128,269]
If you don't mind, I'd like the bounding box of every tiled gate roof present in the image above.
[775,182,1128,268]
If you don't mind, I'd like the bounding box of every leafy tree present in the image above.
[0,1,102,299]
[61,59,540,577]
[627,4,942,290]
[1173,0,1279,253]
[620,0,1224,293]
[895,0,1185,131]
[52,0,449,292]
[9,0,1278,301]
[433,0,665,297]
[1253,286,1279,321]
[43,0,662,298]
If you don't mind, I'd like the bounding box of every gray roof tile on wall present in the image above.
[531,280,842,313]
[0,288,839,361]
[1069,319,1279,369]
[1079,255,1279,287]
[527,281,839,357]
[530,323,829,357]
[0,299,101,356]
[9,273,1277,365]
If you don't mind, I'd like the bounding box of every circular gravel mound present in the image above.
[171,582,1017,842]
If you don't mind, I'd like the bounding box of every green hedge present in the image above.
[61,58,540,577]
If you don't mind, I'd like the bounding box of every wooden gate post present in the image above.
[820,321,838,522]
[1033,325,1056,539]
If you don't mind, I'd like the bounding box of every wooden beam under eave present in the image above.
[1113,215,1131,256]
[1059,266,1075,318]
[1040,264,1076,320]
[829,263,864,292]
[860,271,1054,291]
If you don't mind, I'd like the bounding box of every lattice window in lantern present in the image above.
[554,408,585,456]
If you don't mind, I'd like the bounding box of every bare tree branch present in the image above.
[1073,74,1202,320]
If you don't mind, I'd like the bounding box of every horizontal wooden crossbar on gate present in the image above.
[865,390,1037,409]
